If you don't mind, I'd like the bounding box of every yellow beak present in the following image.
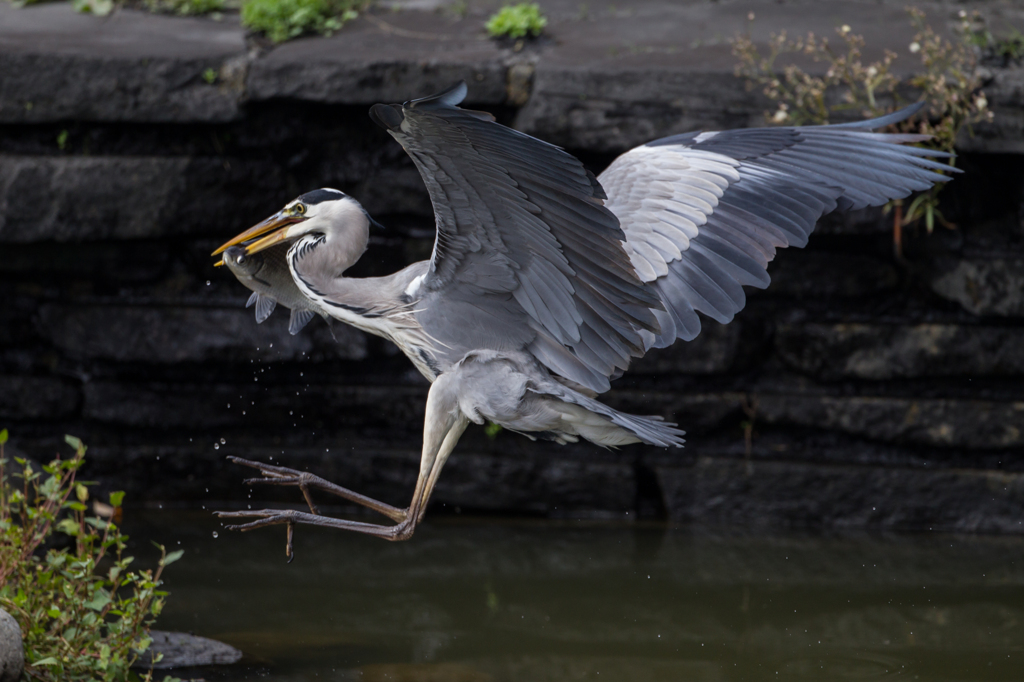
[211,212,304,257]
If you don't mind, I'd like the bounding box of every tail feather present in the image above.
[531,384,686,448]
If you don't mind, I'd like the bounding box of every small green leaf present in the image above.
[0,428,8,444]
[84,591,112,612]
[31,657,60,667]
[64,434,86,455]
[75,483,89,503]
[161,549,185,567]
[85,517,108,530]
[109,490,125,507]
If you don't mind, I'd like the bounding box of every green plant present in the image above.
[241,0,363,43]
[485,3,547,40]
[965,16,1024,65]
[0,433,182,682]
[71,0,115,16]
[732,8,993,252]
[144,0,225,16]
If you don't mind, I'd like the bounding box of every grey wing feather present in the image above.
[372,82,661,393]
[288,308,315,335]
[254,294,277,324]
[601,102,957,348]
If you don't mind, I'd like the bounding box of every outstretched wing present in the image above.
[371,82,661,393]
[600,103,956,348]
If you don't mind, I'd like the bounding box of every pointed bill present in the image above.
[211,212,304,257]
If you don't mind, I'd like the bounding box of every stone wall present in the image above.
[2,0,1023,532]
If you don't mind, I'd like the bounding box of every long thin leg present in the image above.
[216,374,469,546]
[227,456,407,523]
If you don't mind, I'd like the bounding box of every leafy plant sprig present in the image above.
[0,432,182,682]
[732,8,994,251]
[486,3,547,40]
[241,0,365,43]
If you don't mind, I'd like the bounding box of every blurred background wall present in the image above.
[1,0,1023,531]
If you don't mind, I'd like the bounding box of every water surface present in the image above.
[128,510,1024,681]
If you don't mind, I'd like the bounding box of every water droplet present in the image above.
[289,411,293,416]
[220,437,226,444]
[206,280,211,286]
[205,488,209,492]
[242,410,246,415]
[212,531,219,539]
[227,403,231,408]
[213,443,220,450]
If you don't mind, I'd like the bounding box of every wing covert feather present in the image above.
[371,83,660,392]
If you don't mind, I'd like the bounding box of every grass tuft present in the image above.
[486,3,547,40]
[241,0,364,43]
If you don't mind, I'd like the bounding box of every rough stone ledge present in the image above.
[0,4,245,123]
[0,0,1020,154]
[36,303,366,364]
[756,394,1024,449]
[0,374,80,420]
[929,256,1024,317]
[81,381,429,429]
[658,457,1024,533]
[0,155,285,242]
[775,322,1024,381]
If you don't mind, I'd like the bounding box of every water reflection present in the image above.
[127,511,1023,681]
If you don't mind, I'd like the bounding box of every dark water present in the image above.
[127,510,1024,682]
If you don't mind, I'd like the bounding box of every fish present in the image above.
[222,245,331,335]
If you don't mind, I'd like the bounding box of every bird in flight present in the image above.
[212,82,954,554]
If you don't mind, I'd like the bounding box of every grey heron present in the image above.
[212,82,955,550]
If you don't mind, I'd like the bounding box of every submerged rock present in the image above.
[135,630,242,669]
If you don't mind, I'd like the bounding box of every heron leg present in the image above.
[215,374,468,547]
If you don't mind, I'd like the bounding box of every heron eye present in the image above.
[295,204,306,215]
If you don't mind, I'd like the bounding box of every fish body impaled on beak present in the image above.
[222,245,332,335]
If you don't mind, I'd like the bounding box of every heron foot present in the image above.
[226,456,407,523]
[214,508,417,557]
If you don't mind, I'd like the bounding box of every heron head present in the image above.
[212,189,377,265]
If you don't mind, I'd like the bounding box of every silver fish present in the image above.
[223,245,330,335]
